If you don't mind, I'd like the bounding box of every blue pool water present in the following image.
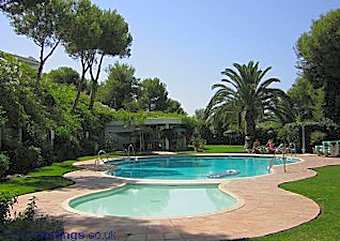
[108,155,298,180]
[69,184,237,218]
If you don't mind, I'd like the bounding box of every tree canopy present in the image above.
[206,61,286,148]
[61,0,133,111]
[165,98,186,114]
[88,8,133,109]
[287,77,324,122]
[96,62,186,114]
[138,78,169,112]
[296,9,340,123]
[96,62,138,111]
[0,0,46,13]
[5,0,72,89]
[46,66,80,85]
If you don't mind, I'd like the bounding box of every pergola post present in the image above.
[165,123,170,150]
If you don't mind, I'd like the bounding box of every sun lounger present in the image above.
[321,140,340,157]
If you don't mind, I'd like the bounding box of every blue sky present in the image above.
[0,0,339,114]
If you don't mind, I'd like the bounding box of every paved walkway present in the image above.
[13,155,340,241]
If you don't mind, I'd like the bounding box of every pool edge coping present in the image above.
[60,181,246,221]
[62,154,302,220]
[13,154,339,240]
[100,154,304,184]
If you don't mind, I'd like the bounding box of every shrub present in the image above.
[0,154,9,178]
[278,120,339,153]
[9,146,43,174]
[46,66,80,85]
[0,192,17,225]
[191,130,207,151]
[0,196,64,241]
[310,130,327,146]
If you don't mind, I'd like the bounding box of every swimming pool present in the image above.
[107,155,298,180]
[69,184,238,218]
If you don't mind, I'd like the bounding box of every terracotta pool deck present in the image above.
[13,154,340,241]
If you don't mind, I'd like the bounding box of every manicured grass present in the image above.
[250,165,340,241]
[204,145,245,153]
[1,147,339,240]
[76,152,121,161]
[0,146,244,197]
[177,145,245,154]
[0,160,78,197]
[0,152,122,197]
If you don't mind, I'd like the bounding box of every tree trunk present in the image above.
[35,62,44,90]
[244,110,255,150]
[35,44,45,93]
[71,56,91,113]
[89,79,98,109]
[35,39,60,93]
[71,69,86,113]
[89,54,104,110]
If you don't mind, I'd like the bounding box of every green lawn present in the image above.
[0,153,121,197]
[0,160,77,197]
[177,145,245,154]
[249,165,340,241]
[0,146,243,197]
[1,147,339,241]
[204,145,245,153]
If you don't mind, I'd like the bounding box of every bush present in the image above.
[0,195,64,241]
[0,154,9,178]
[0,192,17,225]
[191,131,207,151]
[10,146,43,174]
[46,66,80,85]
[310,130,327,146]
[278,120,339,153]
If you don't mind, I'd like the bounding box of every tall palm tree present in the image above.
[206,61,286,149]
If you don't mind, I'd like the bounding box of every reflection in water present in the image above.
[124,185,170,216]
[111,156,298,180]
[205,188,231,209]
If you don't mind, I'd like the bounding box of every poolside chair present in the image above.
[335,141,340,156]
[314,145,324,156]
[322,140,340,157]
[274,143,285,154]
[251,145,266,154]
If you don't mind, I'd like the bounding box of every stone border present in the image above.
[60,183,127,218]
[12,154,340,241]
[61,183,246,221]
[101,154,302,184]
